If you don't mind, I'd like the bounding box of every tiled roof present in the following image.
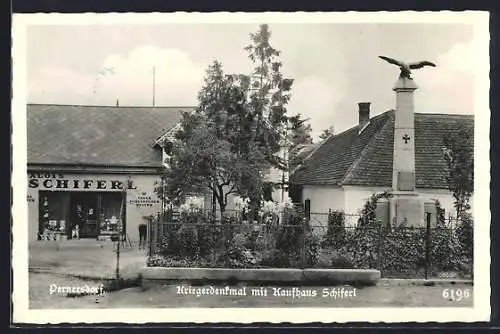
[290,110,474,189]
[289,143,319,168]
[27,104,191,167]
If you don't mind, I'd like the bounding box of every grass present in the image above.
[29,272,473,309]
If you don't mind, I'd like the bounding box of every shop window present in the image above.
[39,191,126,240]
[38,191,70,240]
[98,192,125,237]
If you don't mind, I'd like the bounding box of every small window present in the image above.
[164,141,173,155]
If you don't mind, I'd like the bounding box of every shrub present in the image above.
[382,226,425,273]
[225,232,258,268]
[456,212,473,259]
[274,213,303,266]
[302,231,320,267]
[261,214,321,269]
[147,255,215,268]
[430,226,464,273]
[331,191,391,270]
[321,210,346,248]
[341,226,380,269]
[159,223,181,257]
[254,227,277,252]
[259,249,290,268]
[196,216,218,258]
[176,224,200,259]
[380,224,466,276]
[315,249,354,269]
[436,200,446,226]
[276,215,302,253]
[357,191,392,227]
[147,255,166,267]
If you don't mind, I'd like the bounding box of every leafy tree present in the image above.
[319,126,335,140]
[286,113,313,167]
[164,113,238,212]
[244,24,294,170]
[442,125,474,220]
[159,24,294,213]
[288,114,313,149]
[357,191,392,227]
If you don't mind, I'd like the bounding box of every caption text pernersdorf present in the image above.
[176,285,357,299]
[49,283,106,296]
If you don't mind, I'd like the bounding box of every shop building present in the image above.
[27,104,189,242]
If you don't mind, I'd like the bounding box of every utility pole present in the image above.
[281,122,288,203]
[115,186,126,286]
[152,66,156,107]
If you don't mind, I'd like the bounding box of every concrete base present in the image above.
[379,278,473,286]
[302,269,381,285]
[141,267,381,289]
[390,193,425,227]
[389,194,440,227]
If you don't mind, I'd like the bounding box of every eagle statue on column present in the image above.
[379,56,436,80]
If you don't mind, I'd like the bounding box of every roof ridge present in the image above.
[289,136,328,175]
[340,111,394,186]
[290,110,394,178]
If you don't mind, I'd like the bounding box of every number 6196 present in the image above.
[442,288,471,301]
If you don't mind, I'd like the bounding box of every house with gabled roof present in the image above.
[289,103,474,225]
[27,103,188,242]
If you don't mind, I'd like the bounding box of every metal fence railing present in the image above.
[147,210,472,279]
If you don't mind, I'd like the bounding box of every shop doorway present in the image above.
[69,192,125,239]
[38,190,126,239]
[70,192,99,238]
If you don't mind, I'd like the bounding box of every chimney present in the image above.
[358,102,371,132]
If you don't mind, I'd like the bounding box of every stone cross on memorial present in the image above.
[402,134,411,144]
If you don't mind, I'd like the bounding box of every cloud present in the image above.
[288,76,344,140]
[29,46,207,106]
[96,46,207,106]
[28,67,96,103]
[436,41,475,73]
[27,38,476,141]
[415,40,475,115]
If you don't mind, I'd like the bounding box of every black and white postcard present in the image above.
[11,11,490,323]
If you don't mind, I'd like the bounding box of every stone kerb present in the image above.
[141,267,381,289]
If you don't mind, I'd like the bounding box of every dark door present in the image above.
[304,199,311,221]
[70,192,99,238]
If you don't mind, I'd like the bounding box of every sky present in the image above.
[27,21,478,139]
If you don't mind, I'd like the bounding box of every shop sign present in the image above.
[129,193,161,208]
[28,173,137,190]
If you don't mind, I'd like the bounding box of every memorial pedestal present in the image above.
[389,77,426,226]
[389,192,424,227]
